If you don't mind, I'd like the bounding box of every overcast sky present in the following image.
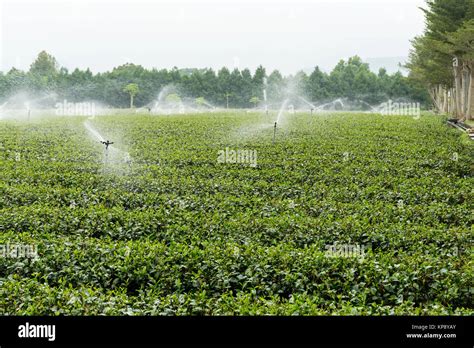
[0,0,426,74]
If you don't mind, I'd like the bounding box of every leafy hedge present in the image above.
[0,112,472,315]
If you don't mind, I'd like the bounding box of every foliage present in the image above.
[165,93,181,105]
[195,97,206,107]
[0,111,472,315]
[407,0,473,88]
[123,83,140,108]
[0,53,430,108]
[249,96,260,107]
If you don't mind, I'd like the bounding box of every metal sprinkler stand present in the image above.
[100,140,114,150]
[100,140,114,164]
[273,122,277,144]
[310,108,314,115]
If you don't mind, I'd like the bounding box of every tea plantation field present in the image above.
[0,112,473,315]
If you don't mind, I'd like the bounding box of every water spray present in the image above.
[0,102,7,119]
[298,96,317,115]
[356,99,377,112]
[315,98,345,111]
[276,99,289,123]
[25,102,31,120]
[203,101,216,110]
[263,79,268,115]
[288,104,295,114]
[84,120,132,169]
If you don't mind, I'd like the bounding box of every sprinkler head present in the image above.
[272,122,277,144]
[100,140,114,150]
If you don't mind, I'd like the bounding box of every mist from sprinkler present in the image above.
[202,100,216,109]
[148,85,203,114]
[315,98,345,111]
[25,102,31,120]
[272,99,289,144]
[0,102,7,119]
[263,78,268,115]
[355,99,378,112]
[84,120,105,142]
[276,99,289,124]
[298,96,317,114]
[25,93,57,118]
[84,119,132,169]
[0,92,59,120]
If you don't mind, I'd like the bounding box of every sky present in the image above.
[0,0,426,75]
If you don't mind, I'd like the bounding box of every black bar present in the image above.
[0,316,472,346]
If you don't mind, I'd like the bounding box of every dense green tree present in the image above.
[407,0,473,118]
[249,96,260,108]
[29,51,59,78]
[306,67,329,101]
[252,65,266,100]
[123,83,140,108]
[267,70,285,103]
[165,93,181,105]
[217,67,232,107]
[0,51,431,109]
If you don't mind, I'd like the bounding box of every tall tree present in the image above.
[29,51,59,78]
[407,0,473,118]
[267,70,285,103]
[123,83,140,108]
[306,66,329,101]
[28,51,59,92]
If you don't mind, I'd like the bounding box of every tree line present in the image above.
[407,0,474,120]
[0,51,429,109]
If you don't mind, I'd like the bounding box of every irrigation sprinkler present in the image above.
[100,140,114,165]
[297,96,317,115]
[100,140,114,150]
[273,122,277,144]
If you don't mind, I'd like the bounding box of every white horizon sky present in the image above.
[0,0,426,74]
